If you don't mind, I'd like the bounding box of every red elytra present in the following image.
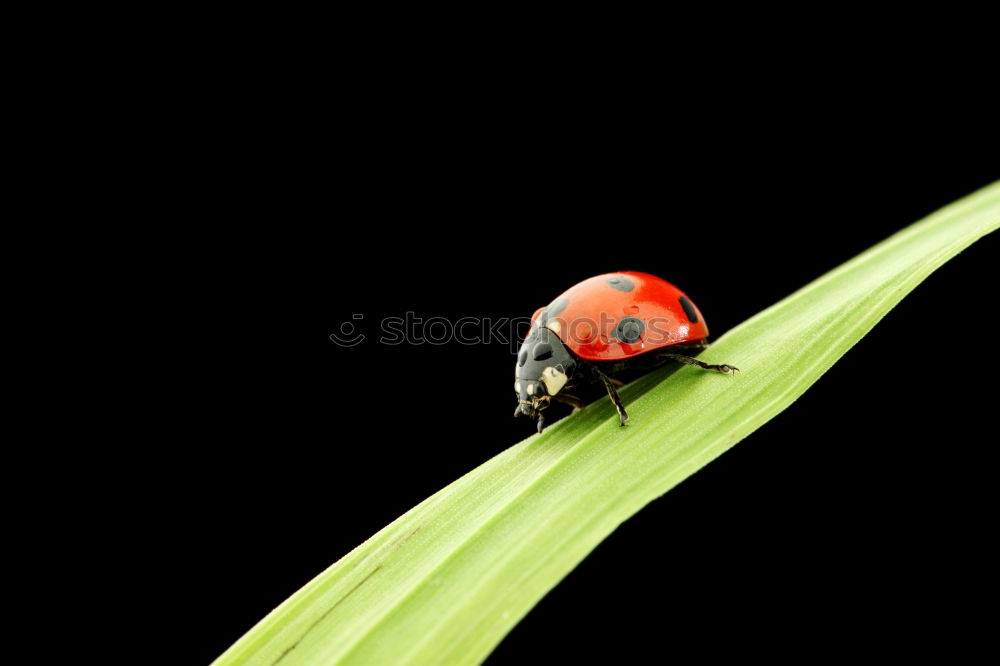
[530,271,710,361]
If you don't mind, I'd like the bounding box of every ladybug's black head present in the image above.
[514,325,577,421]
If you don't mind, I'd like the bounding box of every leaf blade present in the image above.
[213,181,999,666]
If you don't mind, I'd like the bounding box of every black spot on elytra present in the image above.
[613,317,645,343]
[607,276,634,292]
[679,296,699,323]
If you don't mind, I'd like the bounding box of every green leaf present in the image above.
[213,182,1000,666]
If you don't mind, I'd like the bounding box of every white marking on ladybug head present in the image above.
[527,383,536,395]
[514,381,522,394]
[546,319,562,336]
[540,366,568,396]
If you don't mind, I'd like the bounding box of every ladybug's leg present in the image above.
[662,353,740,374]
[593,367,629,426]
[552,393,585,411]
[536,411,545,433]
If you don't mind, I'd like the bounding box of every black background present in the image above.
[125,107,996,664]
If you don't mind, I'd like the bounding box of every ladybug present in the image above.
[514,271,739,432]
